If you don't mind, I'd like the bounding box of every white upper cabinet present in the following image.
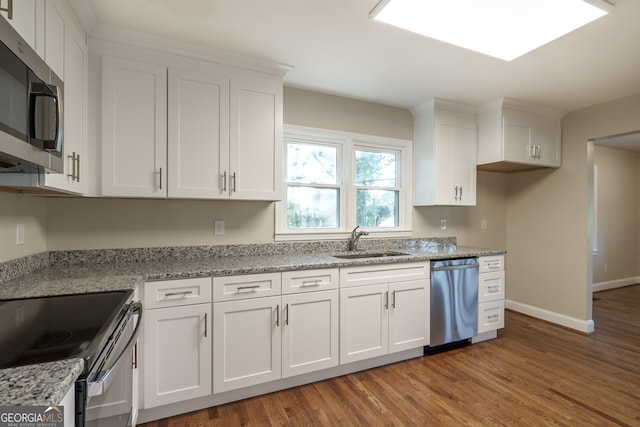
[43,8,88,194]
[99,50,283,200]
[229,79,283,200]
[477,98,563,172]
[44,0,65,80]
[167,68,229,199]
[101,56,167,197]
[0,0,37,51]
[412,98,477,206]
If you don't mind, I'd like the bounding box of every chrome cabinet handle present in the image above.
[454,186,458,201]
[459,186,463,201]
[236,285,260,292]
[204,313,208,338]
[285,303,289,326]
[392,290,396,308]
[301,280,321,287]
[1,0,13,19]
[76,154,80,182]
[231,172,237,193]
[276,304,280,327]
[221,171,227,192]
[159,167,163,190]
[67,152,76,181]
[384,291,389,310]
[164,290,193,297]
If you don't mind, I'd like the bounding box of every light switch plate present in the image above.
[440,219,447,230]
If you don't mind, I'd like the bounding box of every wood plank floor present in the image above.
[139,285,640,426]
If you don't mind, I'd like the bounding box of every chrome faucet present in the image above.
[349,226,369,251]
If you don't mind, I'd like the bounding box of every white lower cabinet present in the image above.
[282,289,339,378]
[213,270,339,393]
[339,263,429,364]
[142,278,212,408]
[213,295,281,393]
[473,256,506,342]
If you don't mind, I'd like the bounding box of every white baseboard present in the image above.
[505,299,595,334]
[593,276,640,293]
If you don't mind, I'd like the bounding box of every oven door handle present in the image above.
[87,302,143,397]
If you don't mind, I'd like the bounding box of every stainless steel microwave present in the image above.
[0,16,64,173]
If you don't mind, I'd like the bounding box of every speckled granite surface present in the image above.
[0,359,84,405]
[0,238,504,406]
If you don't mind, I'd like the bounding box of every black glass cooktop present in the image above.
[0,291,132,370]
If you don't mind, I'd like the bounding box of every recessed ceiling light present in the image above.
[370,0,612,61]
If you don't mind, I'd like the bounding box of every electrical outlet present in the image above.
[481,219,487,230]
[16,224,24,245]
[440,219,447,230]
[604,263,608,272]
[214,220,225,235]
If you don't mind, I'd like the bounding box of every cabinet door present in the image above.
[44,0,65,80]
[102,56,167,197]
[451,119,476,205]
[44,19,87,193]
[0,0,36,50]
[213,296,281,393]
[433,116,455,204]
[229,79,282,200]
[143,303,211,408]
[389,280,429,352]
[339,284,389,364]
[168,68,230,199]
[532,124,561,167]
[282,290,339,378]
[433,110,476,205]
[503,114,532,163]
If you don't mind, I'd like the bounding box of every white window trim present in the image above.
[276,125,412,241]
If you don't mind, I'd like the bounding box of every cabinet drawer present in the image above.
[213,272,281,301]
[478,271,505,303]
[478,300,505,333]
[479,255,504,273]
[144,277,212,309]
[340,262,429,288]
[282,269,338,294]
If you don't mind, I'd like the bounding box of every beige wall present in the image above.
[11,87,507,254]
[0,193,47,262]
[285,87,508,250]
[592,146,640,284]
[507,93,640,322]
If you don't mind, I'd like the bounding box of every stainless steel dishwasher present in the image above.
[429,257,479,347]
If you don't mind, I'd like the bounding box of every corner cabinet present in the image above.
[411,98,477,206]
[101,55,283,200]
[477,98,563,172]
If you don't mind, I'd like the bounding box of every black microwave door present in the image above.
[0,41,29,142]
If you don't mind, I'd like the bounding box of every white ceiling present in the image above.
[72,0,640,113]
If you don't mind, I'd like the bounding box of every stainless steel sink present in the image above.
[331,251,409,259]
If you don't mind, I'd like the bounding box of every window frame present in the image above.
[276,125,412,241]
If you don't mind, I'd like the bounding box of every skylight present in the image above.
[370,0,611,61]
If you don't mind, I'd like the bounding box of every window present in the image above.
[276,126,412,240]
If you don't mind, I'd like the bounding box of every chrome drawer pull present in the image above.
[164,291,193,297]
[301,280,321,287]
[236,285,261,292]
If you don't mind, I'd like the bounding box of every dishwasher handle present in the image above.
[431,264,479,272]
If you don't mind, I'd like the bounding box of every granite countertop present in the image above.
[0,240,505,406]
